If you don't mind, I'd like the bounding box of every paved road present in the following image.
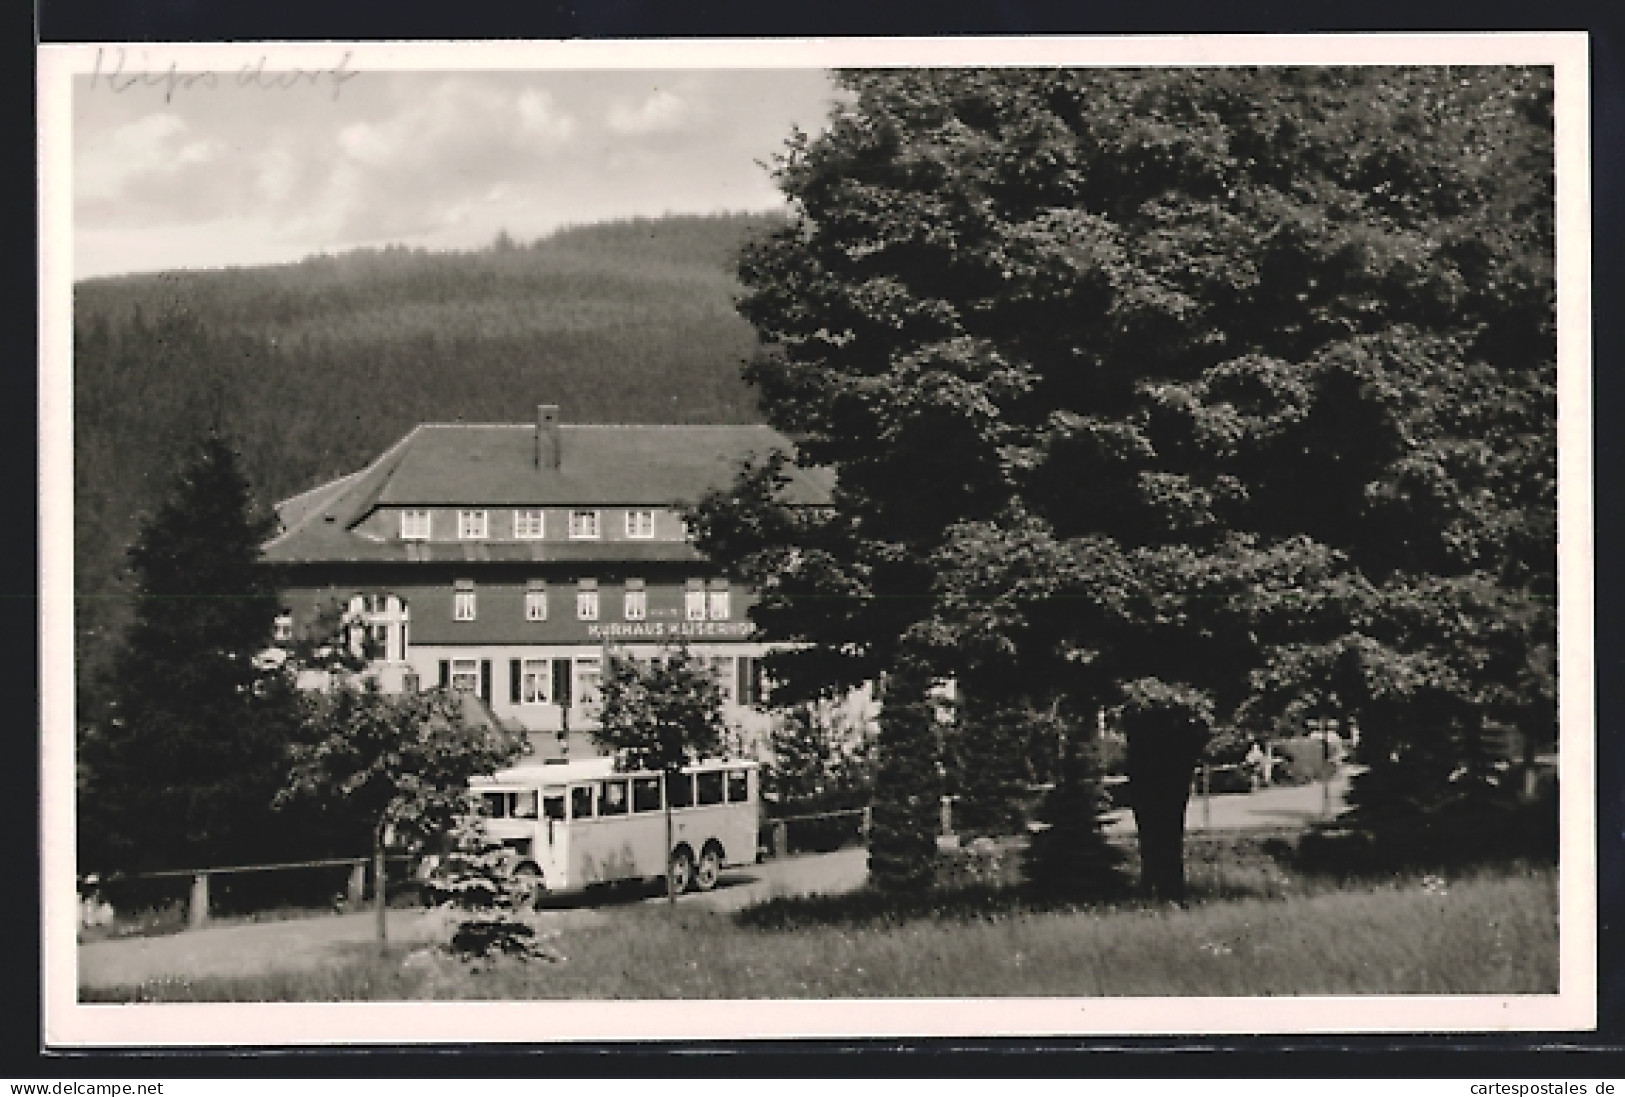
[79,774,1351,989]
[1104,770,1355,835]
[77,849,870,989]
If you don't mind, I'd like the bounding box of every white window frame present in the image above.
[521,658,549,705]
[458,509,489,540]
[576,588,599,621]
[685,585,707,621]
[708,587,731,621]
[525,588,548,622]
[513,509,545,539]
[454,589,477,622]
[450,658,479,694]
[273,611,293,644]
[624,587,647,621]
[568,510,601,539]
[625,509,656,539]
[400,509,431,541]
[575,655,603,710]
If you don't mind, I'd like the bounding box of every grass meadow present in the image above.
[82,861,1557,1001]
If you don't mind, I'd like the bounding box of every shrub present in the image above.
[1024,741,1131,901]
[867,661,943,895]
[432,808,559,965]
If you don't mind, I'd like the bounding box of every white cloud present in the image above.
[307,78,584,242]
[253,147,301,204]
[516,88,576,142]
[606,88,690,135]
[76,112,224,205]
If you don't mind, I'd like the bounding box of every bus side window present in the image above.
[726,770,749,803]
[632,776,662,813]
[570,785,594,820]
[600,779,629,816]
[482,792,508,819]
[543,795,565,821]
[514,790,539,820]
[697,770,724,806]
[666,771,694,810]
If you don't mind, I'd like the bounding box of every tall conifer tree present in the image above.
[866,658,943,894]
[80,431,290,872]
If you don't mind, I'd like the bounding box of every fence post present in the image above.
[861,805,872,841]
[940,795,954,838]
[188,873,210,930]
[347,861,366,905]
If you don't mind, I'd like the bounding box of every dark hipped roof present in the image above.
[264,422,831,565]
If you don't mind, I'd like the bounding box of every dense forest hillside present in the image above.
[73,212,782,704]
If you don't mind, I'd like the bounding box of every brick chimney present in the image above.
[536,404,560,469]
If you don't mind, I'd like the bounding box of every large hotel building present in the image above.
[264,405,840,760]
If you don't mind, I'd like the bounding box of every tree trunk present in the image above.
[1131,774,1192,901]
[1128,748,1200,902]
[373,825,388,949]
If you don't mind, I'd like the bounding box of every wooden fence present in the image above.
[761,806,871,859]
[84,854,415,931]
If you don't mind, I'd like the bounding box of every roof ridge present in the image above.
[264,424,425,549]
[275,468,362,511]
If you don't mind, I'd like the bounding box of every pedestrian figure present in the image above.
[1244,741,1266,791]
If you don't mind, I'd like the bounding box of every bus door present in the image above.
[568,782,601,887]
[537,786,567,883]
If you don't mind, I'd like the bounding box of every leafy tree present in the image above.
[763,699,875,807]
[78,431,292,874]
[691,68,1554,896]
[865,658,943,894]
[1024,736,1129,901]
[589,646,727,904]
[278,685,527,945]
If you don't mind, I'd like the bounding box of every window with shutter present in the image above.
[522,659,549,704]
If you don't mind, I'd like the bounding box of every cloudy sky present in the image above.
[72,68,839,280]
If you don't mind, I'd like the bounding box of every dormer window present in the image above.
[400,510,431,540]
[458,510,488,539]
[514,509,545,539]
[569,510,600,539]
[625,509,655,538]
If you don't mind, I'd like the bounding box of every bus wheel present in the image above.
[513,863,543,911]
[667,847,695,895]
[694,844,723,892]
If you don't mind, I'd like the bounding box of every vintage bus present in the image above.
[468,756,761,897]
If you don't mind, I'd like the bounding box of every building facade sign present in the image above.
[586,619,754,640]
